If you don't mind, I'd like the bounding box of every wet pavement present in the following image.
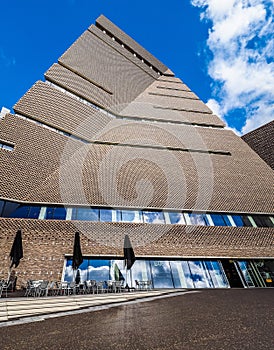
[0,289,273,350]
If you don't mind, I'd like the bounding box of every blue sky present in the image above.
[0,0,273,134]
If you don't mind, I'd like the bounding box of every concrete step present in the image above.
[0,290,178,322]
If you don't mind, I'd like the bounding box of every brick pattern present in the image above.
[58,30,155,109]
[242,121,274,170]
[0,218,273,287]
[95,15,168,74]
[13,81,112,141]
[0,112,273,212]
[45,63,114,110]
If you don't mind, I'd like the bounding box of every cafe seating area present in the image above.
[15,279,152,298]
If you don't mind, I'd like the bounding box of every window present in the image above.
[100,209,114,222]
[252,215,274,228]
[72,208,99,221]
[188,213,209,226]
[46,207,66,220]
[210,214,231,226]
[120,210,142,223]
[142,211,165,224]
[168,212,185,224]
[231,215,253,227]
[0,200,4,216]
[0,142,14,151]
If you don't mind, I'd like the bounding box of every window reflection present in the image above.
[121,210,142,223]
[188,261,213,288]
[150,261,173,288]
[210,214,231,226]
[72,208,99,221]
[188,213,208,226]
[143,211,165,224]
[100,209,114,222]
[168,212,186,225]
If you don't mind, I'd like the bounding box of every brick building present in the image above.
[242,120,274,170]
[0,15,273,289]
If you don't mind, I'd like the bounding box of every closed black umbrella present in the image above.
[124,234,136,270]
[72,232,83,270]
[9,229,23,268]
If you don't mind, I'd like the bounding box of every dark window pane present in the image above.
[53,207,66,220]
[232,215,252,227]
[242,216,253,227]
[0,200,4,216]
[8,205,29,218]
[45,207,54,219]
[28,206,41,219]
[252,215,274,228]
[210,214,226,226]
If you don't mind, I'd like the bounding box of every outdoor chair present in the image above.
[85,280,96,294]
[113,280,124,293]
[96,281,105,294]
[1,279,14,298]
[56,281,69,296]
[37,280,49,297]
[67,281,77,295]
[46,281,57,296]
[25,280,35,297]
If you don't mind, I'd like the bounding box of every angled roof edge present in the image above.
[93,14,170,75]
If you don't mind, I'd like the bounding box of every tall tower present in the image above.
[0,15,273,288]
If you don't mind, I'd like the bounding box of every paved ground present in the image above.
[0,289,273,350]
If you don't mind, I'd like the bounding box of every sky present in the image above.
[0,0,273,135]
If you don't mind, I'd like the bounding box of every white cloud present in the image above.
[191,0,274,134]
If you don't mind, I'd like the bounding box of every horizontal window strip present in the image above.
[156,86,191,92]
[47,81,223,129]
[149,92,199,100]
[0,141,14,151]
[158,79,183,84]
[154,105,214,115]
[92,139,231,156]
[1,199,273,228]
[95,24,162,76]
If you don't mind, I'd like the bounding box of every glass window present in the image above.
[150,260,173,288]
[204,261,229,288]
[130,260,152,287]
[110,260,126,282]
[121,210,142,223]
[188,261,213,288]
[100,209,114,222]
[64,259,88,282]
[0,200,4,216]
[170,261,194,288]
[168,212,186,225]
[45,207,66,220]
[143,211,165,224]
[72,208,99,221]
[28,206,41,219]
[87,260,110,281]
[252,215,274,228]
[231,215,253,227]
[188,213,209,226]
[210,214,228,226]
[8,205,30,218]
